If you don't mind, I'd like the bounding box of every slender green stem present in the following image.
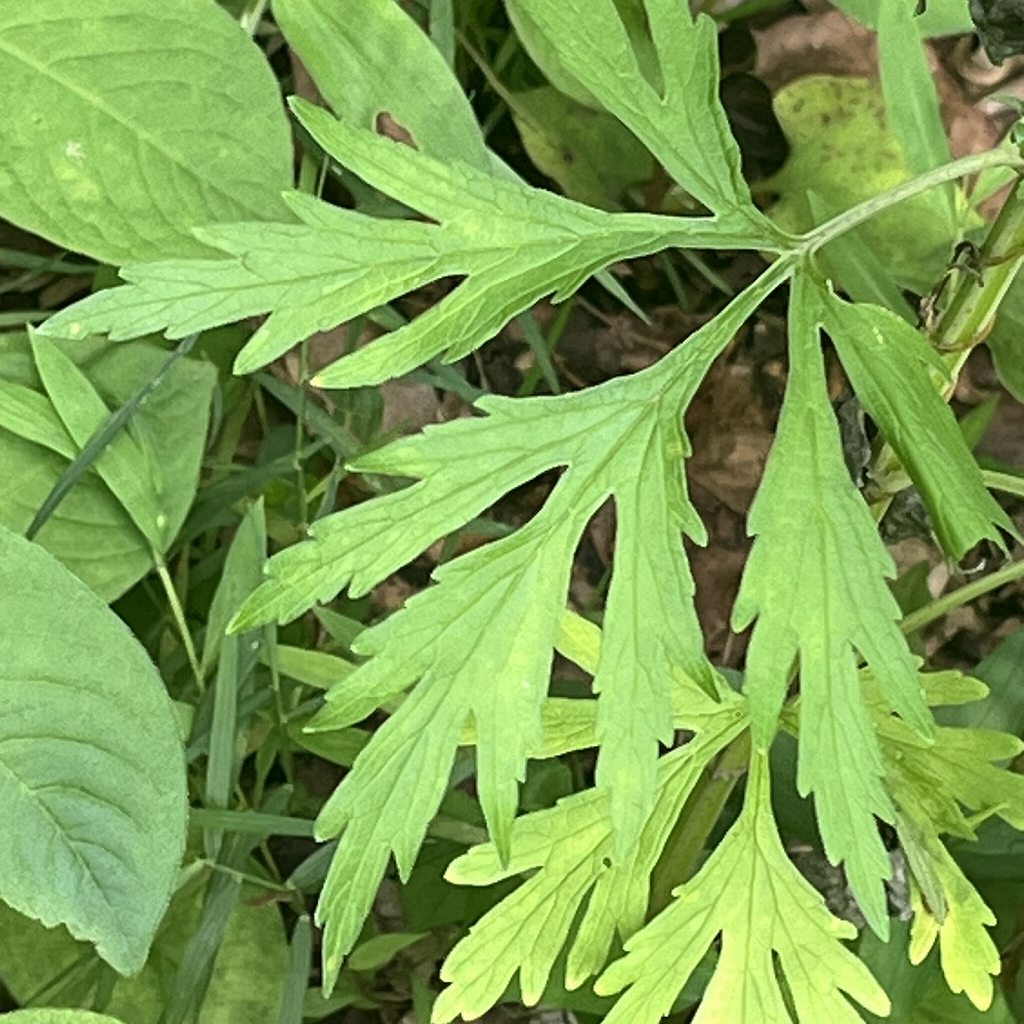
[901,558,1024,636]
[649,731,750,915]
[867,175,1024,515]
[155,555,205,695]
[802,150,1024,255]
[294,341,310,532]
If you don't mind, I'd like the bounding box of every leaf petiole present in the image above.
[801,150,1024,255]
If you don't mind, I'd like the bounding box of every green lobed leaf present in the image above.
[907,834,1001,1010]
[272,0,490,170]
[506,0,659,111]
[733,270,932,938]
[819,287,1016,559]
[866,670,1024,1010]
[0,333,215,599]
[0,0,292,264]
[941,629,1024,736]
[41,100,772,385]
[433,680,747,1022]
[0,526,186,974]
[229,263,790,988]
[507,0,764,223]
[593,751,890,1024]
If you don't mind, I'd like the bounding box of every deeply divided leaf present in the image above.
[819,288,1016,558]
[733,271,932,937]
[40,101,772,385]
[593,753,890,1024]
[433,683,747,1021]
[231,266,789,984]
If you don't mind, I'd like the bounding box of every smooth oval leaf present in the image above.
[0,0,292,264]
[0,526,187,974]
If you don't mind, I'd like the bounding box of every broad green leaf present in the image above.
[272,0,490,170]
[830,0,973,35]
[0,526,186,974]
[0,869,290,1023]
[433,683,747,1022]
[229,264,789,988]
[769,76,967,292]
[819,289,1015,558]
[733,271,931,937]
[0,0,292,264]
[41,100,771,385]
[593,752,890,1024]
[508,0,762,222]
[0,333,215,599]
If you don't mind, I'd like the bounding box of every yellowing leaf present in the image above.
[433,684,747,1021]
[593,752,890,1024]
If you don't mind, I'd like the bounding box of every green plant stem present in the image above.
[648,731,751,915]
[294,341,310,532]
[867,175,1024,516]
[155,555,204,695]
[803,150,1024,255]
[901,558,1024,635]
[933,179,1024,353]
